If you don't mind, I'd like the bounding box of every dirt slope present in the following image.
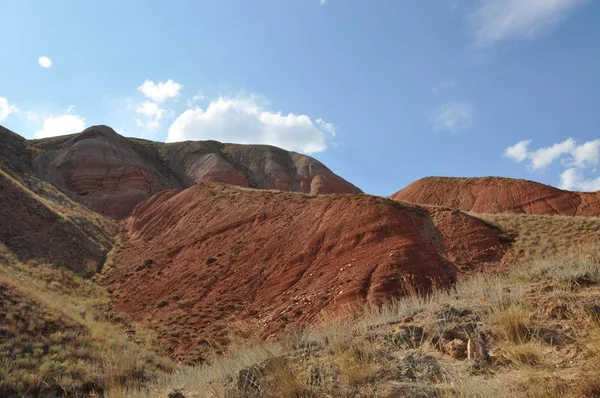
[392,177,600,216]
[0,126,117,276]
[104,184,510,362]
[24,125,360,218]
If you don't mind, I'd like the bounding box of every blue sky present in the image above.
[1,0,599,194]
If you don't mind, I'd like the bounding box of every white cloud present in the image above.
[503,139,532,163]
[528,138,576,171]
[128,101,167,131]
[38,56,52,68]
[34,114,86,139]
[504,138,600,191]
[137,79,183,103]
[25,111,39,121]
[0,97,17,122]
[571,140,600,168]
[471,0,589,47]
[168,94,334,153]
[320,0,327,5]
[127,79,181,132]
[130,101,164,118]
[560,168,600,191]
[431,102,475,132]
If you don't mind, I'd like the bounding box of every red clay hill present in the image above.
[104,183,511,362]
[27,125,360,218]
[1,124,513,363]
[392,177,600,217]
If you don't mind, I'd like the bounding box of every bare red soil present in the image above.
[392,177,600,216]
[105,184,510,362]
[28,126,360,218]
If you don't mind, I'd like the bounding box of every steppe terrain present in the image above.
[1,124,599,397]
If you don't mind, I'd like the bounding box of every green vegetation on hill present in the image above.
[0,261,175,398]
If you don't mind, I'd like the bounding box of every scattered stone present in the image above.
[467,338,486,361]
[307,362,339,387]
[546,304,570,319]
[386,325,425,348]
[439,321,479,341]
[237,364,265,395]
[157,300,169,308]
[468,360,482,371]
[443,338,467,360]
[583,299,600,320]
[236,357,282,396]
[538,328,574,346]
[401,354,443,381]
[435,307,475,322]
[135,258,154,271]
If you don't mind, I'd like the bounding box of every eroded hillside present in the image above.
[0,126,117,276]
[103,184,511,362]
[26,125,361,218]
[392,177,600,217]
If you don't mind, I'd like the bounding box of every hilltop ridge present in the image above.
[392,176,600,217]
[2,124,361,218]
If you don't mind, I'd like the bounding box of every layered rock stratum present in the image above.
[104,183,510,361]
[392,177,600,216]
[26,125,361,218]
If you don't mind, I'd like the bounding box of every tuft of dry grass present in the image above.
[492,306,531,344]
[501,342,545,367]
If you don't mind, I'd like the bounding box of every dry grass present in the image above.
[0,262,174,397]
[0,168,118,277]
[492,306,531,344]
[471,212,600,262]
[501,342,545,368]
[5,246,596,397]
[121,247,600,397]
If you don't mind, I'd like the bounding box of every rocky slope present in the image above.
[0,126,117,276]
[24,125,361,218]
[133,250,600,398]
[103,184,510,362]
[392,177,600,217]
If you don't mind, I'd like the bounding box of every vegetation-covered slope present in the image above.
[0,125,173,397]
[0,262,174,398]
